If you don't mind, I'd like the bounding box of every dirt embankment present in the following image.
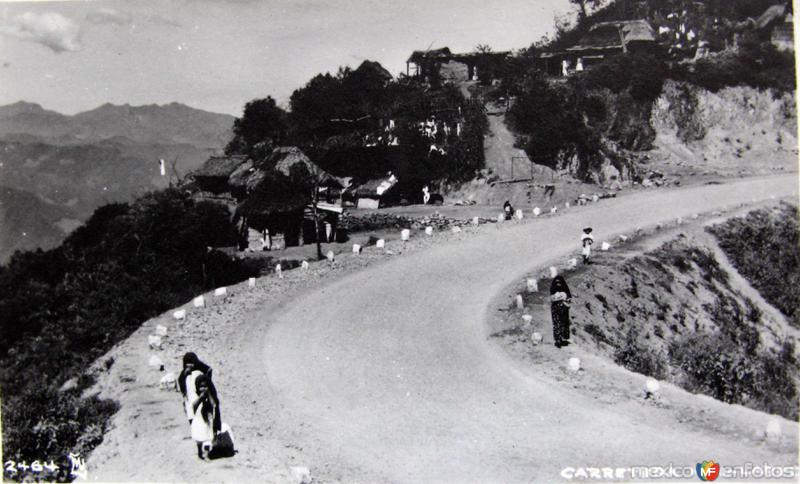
[650,81,797,175]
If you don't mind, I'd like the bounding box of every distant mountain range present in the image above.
[0,101,234,148]
[0,101,235,262]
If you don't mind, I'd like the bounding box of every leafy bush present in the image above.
[507,70,603,179]
[670,334,797,419]
[614,325,669,379]
[0,188,257,480]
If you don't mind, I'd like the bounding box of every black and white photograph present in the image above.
[0,0,798,482]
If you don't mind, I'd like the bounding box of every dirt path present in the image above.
[88,174,798,483]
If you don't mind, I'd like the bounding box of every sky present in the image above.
[0,0,572,116]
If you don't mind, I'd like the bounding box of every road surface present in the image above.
[259,174,799,482]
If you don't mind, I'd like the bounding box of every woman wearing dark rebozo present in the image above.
[550,276,573,348]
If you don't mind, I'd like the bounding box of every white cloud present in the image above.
[0,11,81,53]
[86,8,132,27]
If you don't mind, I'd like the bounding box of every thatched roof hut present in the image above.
[193,155,248,194]
[228,146,340,199]
[407,47,453,64]
[235,170,308,236]
[567,20,656,54]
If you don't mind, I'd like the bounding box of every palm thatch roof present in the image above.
[270,146,340,186]
[407,47,453,64]
[229,147,340,196]
[193,155,248,179]
[567,20,656,52]
[236,171,309,217]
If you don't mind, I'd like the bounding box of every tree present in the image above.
[568,0,604,19]
[287,162,336,260]
[225,97,288,157]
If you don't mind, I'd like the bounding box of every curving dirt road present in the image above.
[259,175,798,483]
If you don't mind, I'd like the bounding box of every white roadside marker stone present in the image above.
[148,355,164,369]
[645,378,660,396]
[766,419,782,441]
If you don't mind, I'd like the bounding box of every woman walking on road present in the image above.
[550,276,573,348]
[191,374,221,459]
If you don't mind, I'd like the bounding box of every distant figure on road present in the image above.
[550,276,573,348]
[191,374,221,460]
[503,200,514,220]
[581,227,594,264]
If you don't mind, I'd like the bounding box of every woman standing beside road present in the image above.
[550,276,573,348]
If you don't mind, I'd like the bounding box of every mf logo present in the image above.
[696,460,720,481]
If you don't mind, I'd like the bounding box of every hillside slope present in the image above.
[0,185,77,261]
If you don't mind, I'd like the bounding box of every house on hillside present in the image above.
[406,47,509,83]
[567,20,657,62]
[228,146,345,249]
[406,47,454,78]
[193,155,248,194]
[541,20,657,75]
